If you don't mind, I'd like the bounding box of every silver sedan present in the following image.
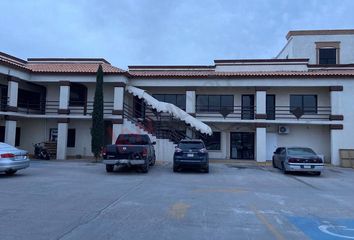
[272,147,324,175]
[0,142,30,175]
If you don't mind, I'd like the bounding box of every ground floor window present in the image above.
[197,132,221,150]
[0,126,21,146]
[67,129,76,148]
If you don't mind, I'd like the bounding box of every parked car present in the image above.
[102,134,156,173]
[272,147,324,175]
[0,142,30,175]
[173,139,209,173]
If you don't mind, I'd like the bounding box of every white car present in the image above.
[0,142,30,175]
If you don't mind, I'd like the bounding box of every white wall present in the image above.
[17,118,57,153]
[275,125,331,162]
[278,35,354,64]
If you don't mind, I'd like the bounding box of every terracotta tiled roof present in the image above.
[128,69,354,78]
[26,62,125,74]
[0,52,29,71]
[0,52,125,74]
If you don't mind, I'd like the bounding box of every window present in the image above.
[152,94,186,110]
[290,95,317,114]
[196,95,234,112]
[316,41,340,65]
[197,132,221,150]
[18,89,41,110]
[67,129,76,147]
[15,127,21,147]
[319,48,337,64]
[0,126,21,146]
[69,83,87,106]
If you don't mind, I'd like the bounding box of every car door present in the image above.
[279,148,286,166]
[273,148,281,167]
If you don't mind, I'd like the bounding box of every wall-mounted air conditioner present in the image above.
[278,125,290,134]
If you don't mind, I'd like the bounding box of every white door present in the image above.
[266,133,277,161]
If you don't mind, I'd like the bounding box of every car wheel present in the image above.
[105,164,114,173]
[313,171,321,176]
[203,166,209,173]
[272,157,276,168]
[173,165,179,172]
[5,170,17,176]
[281,162,289,174]
[141,160,149,173]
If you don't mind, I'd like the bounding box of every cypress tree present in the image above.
[91,65,104,160]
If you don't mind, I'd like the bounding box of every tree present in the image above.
[91,65,104,160]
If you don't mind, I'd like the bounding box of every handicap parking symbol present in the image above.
[288,216,354,239]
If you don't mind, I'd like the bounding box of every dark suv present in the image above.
[173,139,209,173]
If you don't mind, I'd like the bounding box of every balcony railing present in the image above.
[195,105,331,121]
[1,100,114,116]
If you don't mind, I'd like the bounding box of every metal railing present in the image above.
[1,99,114,116]
[195,105,331,121]
[123,102,192,143]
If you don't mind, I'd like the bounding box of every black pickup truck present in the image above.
[102,134,156,173]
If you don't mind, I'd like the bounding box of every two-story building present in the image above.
[1,29,354,165]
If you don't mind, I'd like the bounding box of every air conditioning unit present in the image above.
[278,125,290,134]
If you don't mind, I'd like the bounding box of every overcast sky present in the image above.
[1,0,353,69]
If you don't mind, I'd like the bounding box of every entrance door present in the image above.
[230,132,255,160]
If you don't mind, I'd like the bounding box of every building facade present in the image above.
[1,29,354,165]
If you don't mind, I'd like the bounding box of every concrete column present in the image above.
[186,90,196,114]
[7,78,19,111]
[58,81,70,112]
[255,88,266,119]
[256,126,267,162]
[330,86,343,116]
[186,128,194,139]
[4,120,17,146]
[113,83,125,115]
[329,86,344,166]
[56,120,69,160]
[330,130,341,166]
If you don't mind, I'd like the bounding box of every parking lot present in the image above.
[1,161,354,240]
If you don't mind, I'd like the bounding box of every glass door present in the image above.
[241,95,254,119]
[230,132,255,160]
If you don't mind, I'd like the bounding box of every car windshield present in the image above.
[178,142,204,150]
[287,148,316,156]
[116,135,150,145]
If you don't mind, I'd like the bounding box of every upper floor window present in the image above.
[196,95,234,112]
[319,48,337,64]
[152,94,186,110]
[316,41,340,65]
[70,83,87,106]
[18,89,42,110]
[290,95,317,114]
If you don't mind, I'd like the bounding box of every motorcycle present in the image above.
[33,142,51,160]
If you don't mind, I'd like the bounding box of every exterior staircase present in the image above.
[122,119,177,162]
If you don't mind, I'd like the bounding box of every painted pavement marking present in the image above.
[288,216,354,239]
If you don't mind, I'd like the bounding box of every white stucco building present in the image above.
[1,29,354,165]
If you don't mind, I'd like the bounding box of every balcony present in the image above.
[1,99,114,116]
[195,105,331,121]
